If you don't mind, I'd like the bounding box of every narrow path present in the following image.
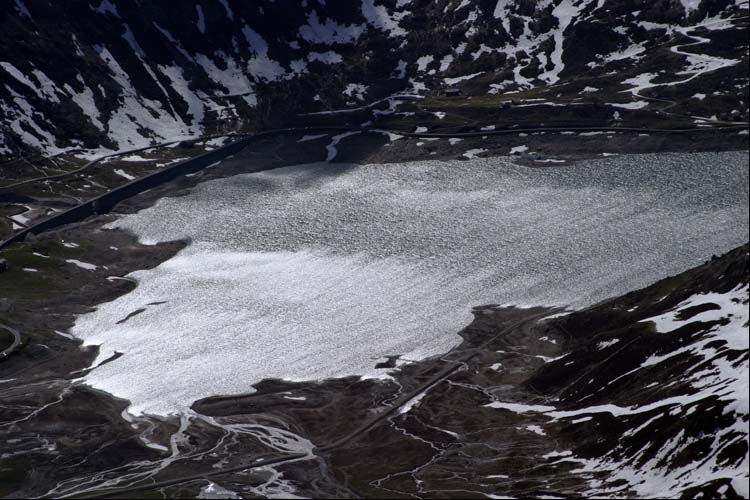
[631,15,750,124]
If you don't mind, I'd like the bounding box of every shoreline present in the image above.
[2,144,747,397]
[66,148,748,417]
[0,141,748,497]
[2,123,748,249]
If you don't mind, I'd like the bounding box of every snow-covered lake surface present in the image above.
[72,152,749,415]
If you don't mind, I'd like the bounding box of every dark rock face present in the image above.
[1,0,747,156]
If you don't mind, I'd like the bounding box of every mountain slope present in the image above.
[1,0,747,157]
[528,245,749,497]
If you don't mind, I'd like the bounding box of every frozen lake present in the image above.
[72,152,749,415]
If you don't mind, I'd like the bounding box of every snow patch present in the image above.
[66,259,98,271]
[326,131,360,161]
[343,84,368,101]
[416,55,434,72]
[540,0,591,84]
[362,0,407,37]
[298,134,328,143]
[93,0,119,17]
[114,169,136,181]
[463,148,487,159]
[597,339,620,349]
[14,0,31,18]
[195,5,206,34]
[299,11,365,44]
[444,72,483,86]
[308,51,343,64]
[609,101,649,110]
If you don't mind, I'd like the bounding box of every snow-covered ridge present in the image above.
[569,285,749,498]
[0,0,746,156]
[498,247,750,498]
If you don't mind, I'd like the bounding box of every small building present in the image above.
[0,258,7,273]
[444,88,462,97]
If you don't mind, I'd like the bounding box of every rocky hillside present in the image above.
[527,244,749,497]
[1,0,748,157]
